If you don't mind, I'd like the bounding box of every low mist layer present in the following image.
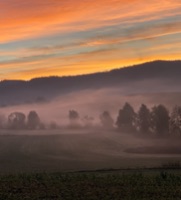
[0,130,180,173]
[1,88,181,126]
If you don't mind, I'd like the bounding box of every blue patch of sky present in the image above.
[0,55,16,62]
[1,12,180,62]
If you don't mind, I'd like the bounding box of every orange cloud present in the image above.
[1,0,181,43]
[1,40,181,80]
[1,0,181,80]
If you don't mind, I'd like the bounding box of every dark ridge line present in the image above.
[0,59,181,82]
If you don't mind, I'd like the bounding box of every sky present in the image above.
[0,0,181,80]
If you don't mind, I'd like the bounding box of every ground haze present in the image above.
[0,129,180,174]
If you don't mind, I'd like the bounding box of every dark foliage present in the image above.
[100,111,114,129]
[116,103,136,132]
[137,104,151,133]
[1,172,181,199]
[169,106,181,136]
[151,105,170,135]
[27,111,41,130]
[8,112,26,129]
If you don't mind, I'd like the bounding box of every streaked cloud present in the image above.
[0,0,181,80]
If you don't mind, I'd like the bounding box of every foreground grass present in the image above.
[1,170,181,200]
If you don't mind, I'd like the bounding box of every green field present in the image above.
[1,170,181,199]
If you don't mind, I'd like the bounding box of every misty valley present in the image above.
[2,0,181,198]
[0,99,181,174]
[0,61,181,199]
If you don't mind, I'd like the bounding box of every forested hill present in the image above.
[0,60,181,106]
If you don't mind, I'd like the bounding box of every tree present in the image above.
[169,106,181,136]
[151,105,169,136]
[137,104,151,133]
[69,110,79,120]
[100,111,114,129]
[116,102,136,132]
[8,112,26,129]
[0,114,6,129]
[68,110,80,127]
[27,111,41,129]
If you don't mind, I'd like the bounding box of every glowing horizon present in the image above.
[1,0,181,80]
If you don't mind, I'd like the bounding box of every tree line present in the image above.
[69,103,181,137]
[116,103,181,136]
[0,103,180,136]
[0,111,44,130]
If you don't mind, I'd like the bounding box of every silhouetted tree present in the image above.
[169,106,181,136]
[27,111,41,129]
[100,111,114,129]
[0,114,6,129]
[116,102,136,132]
[137,104,151,133]
[8,112,26,129]
[68,110,80,127]
[69,110,79,120]
[151,105,169,136]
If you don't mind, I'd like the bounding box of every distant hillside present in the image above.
[0,60,181,106]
